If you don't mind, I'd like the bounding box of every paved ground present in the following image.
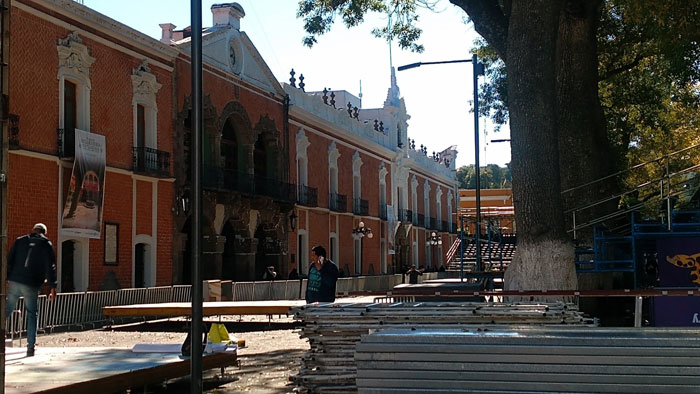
[17,315,307,393]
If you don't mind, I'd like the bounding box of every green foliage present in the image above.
[297,0,437,52]
[456,164,511,190]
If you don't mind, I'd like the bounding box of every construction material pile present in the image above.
[291,300,595,393]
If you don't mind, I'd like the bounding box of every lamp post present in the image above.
[426,231,442,269]
[398,53,485,272]
[352,221,373,274]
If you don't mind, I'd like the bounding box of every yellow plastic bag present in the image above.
[208,322,235,345]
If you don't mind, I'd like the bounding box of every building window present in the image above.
[424,182,431,228]
[221,118,238,172]
[296,129,310,186]
[330,234,339,264]
[380,239,387,274]
[411,176,418,223]
[354,238,361,275]
[436,187,443,229]
[131,61,160,149]
[298,231,308,275]
[57,32,93,133]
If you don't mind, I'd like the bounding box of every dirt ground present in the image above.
[32,315,308,393]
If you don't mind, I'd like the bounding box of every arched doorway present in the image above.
[61,240,75,293]
[181,218,192,285]
[254,225,267,280]
[135,243,146,288]
[221,222,236,281]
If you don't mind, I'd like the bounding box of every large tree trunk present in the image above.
[556,1,616,241]
[503,0,577,291]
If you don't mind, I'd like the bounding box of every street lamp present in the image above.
[398,53,485,274]
[352,221,373,275]
[427,231,442,246]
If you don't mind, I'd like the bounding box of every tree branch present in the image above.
[600,52,645,81]
[450,0,509,61]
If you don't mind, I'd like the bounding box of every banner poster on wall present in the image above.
[61,129,106,239]
[652,237,700,327]
[387,205,395,254]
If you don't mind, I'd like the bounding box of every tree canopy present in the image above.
[296,0,699,291]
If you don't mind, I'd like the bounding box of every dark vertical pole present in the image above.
[472,53,482,272]
[0,0,10,385]
[459,216,464,282]
[190,0,203,392]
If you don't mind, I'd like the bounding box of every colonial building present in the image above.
[7,0,176,291]
[286,70,460,276]
[5,0,459,290]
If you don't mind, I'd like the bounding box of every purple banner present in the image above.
[656,237,700,287]
[652,297,700,327]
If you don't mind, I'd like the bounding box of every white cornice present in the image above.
[17,0,178,66]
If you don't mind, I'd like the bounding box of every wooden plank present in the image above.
[5,347,236,394]
[103,300,307,317]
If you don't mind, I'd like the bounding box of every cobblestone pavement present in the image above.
[34,315,307,393]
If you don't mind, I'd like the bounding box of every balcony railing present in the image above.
[353,198,369,216]
[430,217,438,230]
[425,216,431,229]
[132,147,171,177]
[416,213,425,227]
[330,192,348,212]
[442,220,449,232]
[379,204,388,220]
[398,209,413,223]
[57,127,75,158]
[452,222,458,234]
[202,166,296,202]
[298,185,318,207]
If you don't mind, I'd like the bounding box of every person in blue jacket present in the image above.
[6,223,57,357]
[305,245,339,303]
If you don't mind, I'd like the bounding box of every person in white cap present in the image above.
[6,223,57,357]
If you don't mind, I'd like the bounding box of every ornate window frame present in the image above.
[132,60,161,149]
[57,32,94,131]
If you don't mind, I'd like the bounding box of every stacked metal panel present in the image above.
[291,301,594,393]
[355,327,700,393]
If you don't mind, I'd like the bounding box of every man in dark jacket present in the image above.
[6,223,57,357]
[305,245,339,303]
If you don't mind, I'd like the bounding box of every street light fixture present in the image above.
[398,53,485,277]
[352,221,373,238]
[427,231,442,246]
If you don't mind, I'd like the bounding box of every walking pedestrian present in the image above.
[305,245,339,303]
[6,223,57,357]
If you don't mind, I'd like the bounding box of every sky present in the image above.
[83,0,511,167]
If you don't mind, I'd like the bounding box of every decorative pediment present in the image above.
[132,60,162,104]
[295,129,310,160]
[352,151,363,174]
[57,32,95,81]
[379,163,388,183]
[328,141,340,168]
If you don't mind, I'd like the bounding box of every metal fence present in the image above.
[6,274,416,338]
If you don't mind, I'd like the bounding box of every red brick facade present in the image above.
[7,1,457,290]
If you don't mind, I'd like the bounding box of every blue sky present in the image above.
[84,0,511,167]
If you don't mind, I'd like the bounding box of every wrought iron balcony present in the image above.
[379,204,388,220]
[57,127,75,158]
[416,213,425,227]
[132,147,171,177]
[330,192,348,212]
[298,184,318,207]
[202,165,296,202]
[353,198,369,215]
[442,220,449,232]
[424,216,431,229]
[430,217,438,230]
[452,222,458,234]
[398,209,413,223]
